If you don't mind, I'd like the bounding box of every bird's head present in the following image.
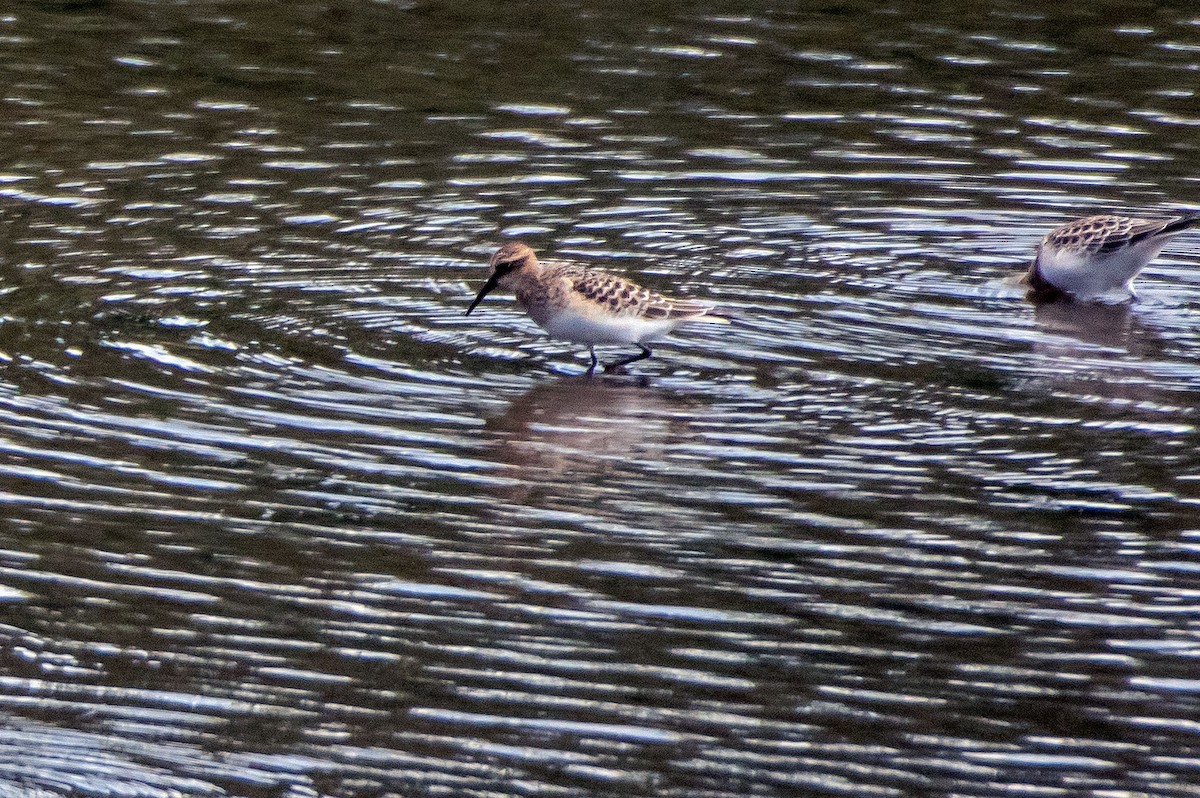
[466,241,538,315]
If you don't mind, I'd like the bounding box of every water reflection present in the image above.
[1032,299,1138,350]
[1027,300,1195,411]
[484,375,688,503]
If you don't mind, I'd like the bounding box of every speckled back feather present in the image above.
[1043,214,1200,256]
[549,262,723,321]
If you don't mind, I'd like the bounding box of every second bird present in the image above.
[466,242,728,374]
[1024,213,1200,302]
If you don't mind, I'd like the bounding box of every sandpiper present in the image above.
[1024,213,1200,302]
[466,241,729,374]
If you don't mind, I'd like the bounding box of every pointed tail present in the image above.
[691,307,735,325]
[1162,214,1200,236]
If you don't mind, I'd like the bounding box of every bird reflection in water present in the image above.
[1028,300,1183,408]
[1032,297,1175,361]
[483,375,692,505]
[1032,300,1139,351]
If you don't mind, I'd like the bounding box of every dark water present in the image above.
[1,1,1200,795]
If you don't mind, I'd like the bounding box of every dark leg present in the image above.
[603,344,652,373]
[585,347,598,376]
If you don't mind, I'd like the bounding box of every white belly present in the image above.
[538,309,678,345]
[1038,240,1169,299]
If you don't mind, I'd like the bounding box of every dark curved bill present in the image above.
[465,272,501,315]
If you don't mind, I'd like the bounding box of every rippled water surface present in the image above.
[2,1,1200,795]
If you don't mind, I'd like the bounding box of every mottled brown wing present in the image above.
[1096,217,1179,254]
[1043,214,1189,256]
[642,297,716,320]
[1043,215,1129,254]
[564,263,715,320]
[565,266,654,315]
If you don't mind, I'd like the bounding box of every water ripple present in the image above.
[1,2,1200,796]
